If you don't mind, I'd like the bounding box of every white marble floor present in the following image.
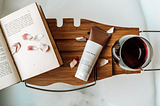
[0,72,155,106]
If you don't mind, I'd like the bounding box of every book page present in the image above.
[0,26,20,90]
[0,3,60,80]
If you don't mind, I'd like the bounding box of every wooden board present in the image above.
[26,18,141,86]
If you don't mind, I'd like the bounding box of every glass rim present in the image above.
[117,35,153,71]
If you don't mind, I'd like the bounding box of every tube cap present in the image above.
[75,70,89,82]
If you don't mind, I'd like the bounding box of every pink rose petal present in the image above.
[70,57,79,68]
[22,33,33,40]
[27,46,38,51]
[74,56,79,62]
[11,42,21,55]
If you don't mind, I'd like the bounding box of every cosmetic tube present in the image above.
[75,26,113,81]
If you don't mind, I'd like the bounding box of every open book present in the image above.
[0,2,63,90]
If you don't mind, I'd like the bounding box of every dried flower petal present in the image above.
[11,46,17,55]
[96,59,109,68]
[70,57,79,68]
[16,42,21,52]
[22,33,33,40]
[11,42,21,55]
[74,56,79,62]
[39,43,49,52]
[27,46,38,51]
[107,27,114,34]
[75,36,87,42]
[32,34,44,41]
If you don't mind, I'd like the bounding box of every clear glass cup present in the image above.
[112,35,153,71]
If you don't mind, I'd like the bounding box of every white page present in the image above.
[0,26,20,90]
[0,3,60,80]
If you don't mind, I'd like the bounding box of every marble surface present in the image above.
[140,0,160,105]
[0,0,158,106]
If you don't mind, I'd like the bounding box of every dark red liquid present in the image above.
[121,37,147,69]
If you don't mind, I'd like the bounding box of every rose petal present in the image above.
[70,59,77,68]
[22,33,33,40]
[16,42,21,52]
[75,36,87,42]
[70,57,79,68]
[39,43,49,52]
[11,42,21,55]
[32,34,44,41]
[74,56,79,62]
[107,27,114,34]
[96,59,109,68]
[27,46,38,51]
[11,46,17,55]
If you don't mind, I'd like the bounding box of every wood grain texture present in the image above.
[26,18,140,86]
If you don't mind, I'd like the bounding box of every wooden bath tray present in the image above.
[26,18,140,86]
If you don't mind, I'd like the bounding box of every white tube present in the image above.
[75,40,103,81]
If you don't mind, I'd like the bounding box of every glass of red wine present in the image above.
[112,35,153,71]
